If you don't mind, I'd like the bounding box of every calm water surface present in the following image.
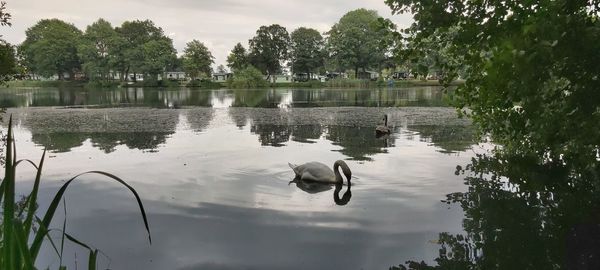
[2,87,478,269]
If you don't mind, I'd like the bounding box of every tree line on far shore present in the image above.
[1,8,439,84]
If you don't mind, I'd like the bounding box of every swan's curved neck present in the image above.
[384,115,388,127]
[333,160,351,184]
[333,160,352,205]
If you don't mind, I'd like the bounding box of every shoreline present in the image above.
[5,79,464,89]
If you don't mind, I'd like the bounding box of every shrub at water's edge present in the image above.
[0,116,151,270]
[325,78,379,88]
[227,65,269,88]
[186,79,221,88]
[271,80,324,88]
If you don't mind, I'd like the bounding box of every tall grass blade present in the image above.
[64,233,93,251]
[59,199,67,267]
[12,128,16,164]
[0,174,5,208]
[30,170,152,259]
[10,159,41,231]
[35,216,61,257]
[23,150,45,238]
[2,115,15,270]
[88,249,98,270]
[13,220,35,270]
[13,159,39,170]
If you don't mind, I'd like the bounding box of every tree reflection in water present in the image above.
[250,124,292,147]
[326,125,396,161]
[91,132,172,153]
[31,132,88,153]
[392,151,600,269]
[409,125,474,154]
[22,109,182,153]
[0,87,452,109]
[246,121,473,160]
[231,88,281,108]
[31,132,175,153]
[247,123,397,159]
[290,125,322,144]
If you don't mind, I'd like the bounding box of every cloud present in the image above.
[1,0,413,68]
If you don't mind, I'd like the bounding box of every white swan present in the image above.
[288,160,352,184]
[375,114,391,137]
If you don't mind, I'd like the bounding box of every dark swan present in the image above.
[375,114,391,137]
[288,160,352,184]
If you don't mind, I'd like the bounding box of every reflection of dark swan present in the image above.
[375,114,391,137]
[288,160,352,184]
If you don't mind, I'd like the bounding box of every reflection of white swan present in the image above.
[288,177,352,206]
[288,160,352,184]
[375,114,391,137]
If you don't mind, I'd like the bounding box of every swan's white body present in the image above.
[288,160,351,184]
[288,160,353,205]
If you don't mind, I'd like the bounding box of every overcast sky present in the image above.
[1,0,412,68]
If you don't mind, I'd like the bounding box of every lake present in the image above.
[2,87,478,269]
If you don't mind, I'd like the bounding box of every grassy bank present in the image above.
[7,80,87,88]
[393,79,465,86]
[5,78,463,89]
[6,80,221,89]
[228,79,462,88]
[269,80,325,88]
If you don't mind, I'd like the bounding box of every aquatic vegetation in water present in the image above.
[0,116,151,270]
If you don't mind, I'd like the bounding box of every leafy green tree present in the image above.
[182,40,214,80]
[78,18,119,81]
[116,20,168,81]
[216,65,227,74]
[226,42,248,72]
[20,19,82,79]
[289,27,325,78]
[103,32,129,81]
[0,1,13,83]
[0,41,14,80]
[384,2,600,268]
[167,56,184,72]
[379,16,463,80]
[385,0,600,163]
[142,38,176,81]
[326,9,387,77]
[248,24,290,75]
